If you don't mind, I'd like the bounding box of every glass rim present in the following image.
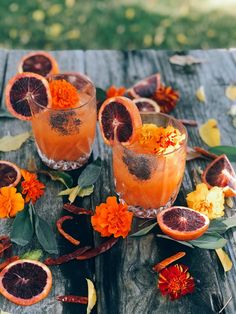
[31,72,96,112]
[114,112,188,157]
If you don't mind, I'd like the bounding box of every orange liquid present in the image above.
[113,141,186,209]
[31,92,96,162]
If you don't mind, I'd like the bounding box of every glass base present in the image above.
[127,198,175,219]
[36,145,90,171]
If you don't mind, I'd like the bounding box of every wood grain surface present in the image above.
[0,49,235,314]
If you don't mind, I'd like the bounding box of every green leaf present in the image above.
[78,185,94,197]
[207,219,228,234]
[21,249,43,261]
[156,234,194,248]
[189,233,227,249]
[40,170,73,188]
[10,207,34,246]
[35,214,58,254]
[130,222,157,237]
[209,146,236,162]
[0,131,31,152]
[96,87,106,104]
[78,158,102,188]
[58,187,75,196]
[222,216,236,231]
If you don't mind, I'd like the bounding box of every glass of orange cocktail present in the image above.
[30,73,96,170]
[112,113,187,218]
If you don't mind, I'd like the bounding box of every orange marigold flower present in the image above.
[106,85,126,98]
[21,169,45,204]
[153,85,180,113]
[137,124,186,154]
[158,264,195,301]
[91,196,133,238]
[0,187,24,218]
[49,79,79,109]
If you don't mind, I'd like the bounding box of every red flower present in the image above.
[106,85,126,98]
[158,264,195,300]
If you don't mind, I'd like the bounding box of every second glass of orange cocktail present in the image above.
[30,73,96,170]
[112,113,187,218]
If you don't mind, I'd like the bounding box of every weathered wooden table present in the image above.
[0,49,236,314]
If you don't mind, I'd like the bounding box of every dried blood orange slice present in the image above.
[18,51,59,77]
[133,98,160,113]
[0,259,52,306]
[5,72,51,120]
[0,160,21,188]
[127,73,161,98]
[202,154,236,197]
[157,206,209,241]
[98,96,142,146]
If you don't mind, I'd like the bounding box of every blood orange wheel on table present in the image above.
[18,51,59,77]
[127,73,161,99]
[98,96,142,146]
[0,160,21,188]
[5,72,52,120]
[0,259,52,306]
[202,154,236,197]
[157,206,209,241]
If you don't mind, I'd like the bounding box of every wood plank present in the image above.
[0,49,94,314]
[85,49,236,314]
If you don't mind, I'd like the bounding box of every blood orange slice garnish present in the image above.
[157,206,209,241]
[0,259,52,306]
[98,96,142,146]
[133,98,160,113]
[18,51,59,77]
[5,72,51,120]
[202,154,236,197]
[127,73,161,99]
[0,160,21,188]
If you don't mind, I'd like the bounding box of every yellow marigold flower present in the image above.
[186,183,225,219]
[0,187,24,218]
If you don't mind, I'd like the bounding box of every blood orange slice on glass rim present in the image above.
[18,51,59,77]
[127,73,161,99]
[0,259,52,306]
[98,96,142,146]
[157,206,209,241]
[5,72,52,120]
[202,154,236,197]
[0,160,21,188]
[133,98,160,113]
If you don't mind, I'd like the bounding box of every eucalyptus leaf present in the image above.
[35,214,58,254]
[78,158,102,188]
[21,249,43,261]
[209,146,236,162]
[58,187,75,196]
[96,87,107,104]
[156,234,194,248]
[189,233,227,249]
[40,170,73,188]
[69,186,80,203]
[130,222,157,237]
[78,185,94,197]
[207,219,228,234]
[222,216,236,231]
[0,131,31,152]
[10,208,34,246]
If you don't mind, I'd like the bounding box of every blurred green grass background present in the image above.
[1,0,236,50]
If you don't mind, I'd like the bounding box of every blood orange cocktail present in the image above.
[112,113,187,218]
[30,73,96,170]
